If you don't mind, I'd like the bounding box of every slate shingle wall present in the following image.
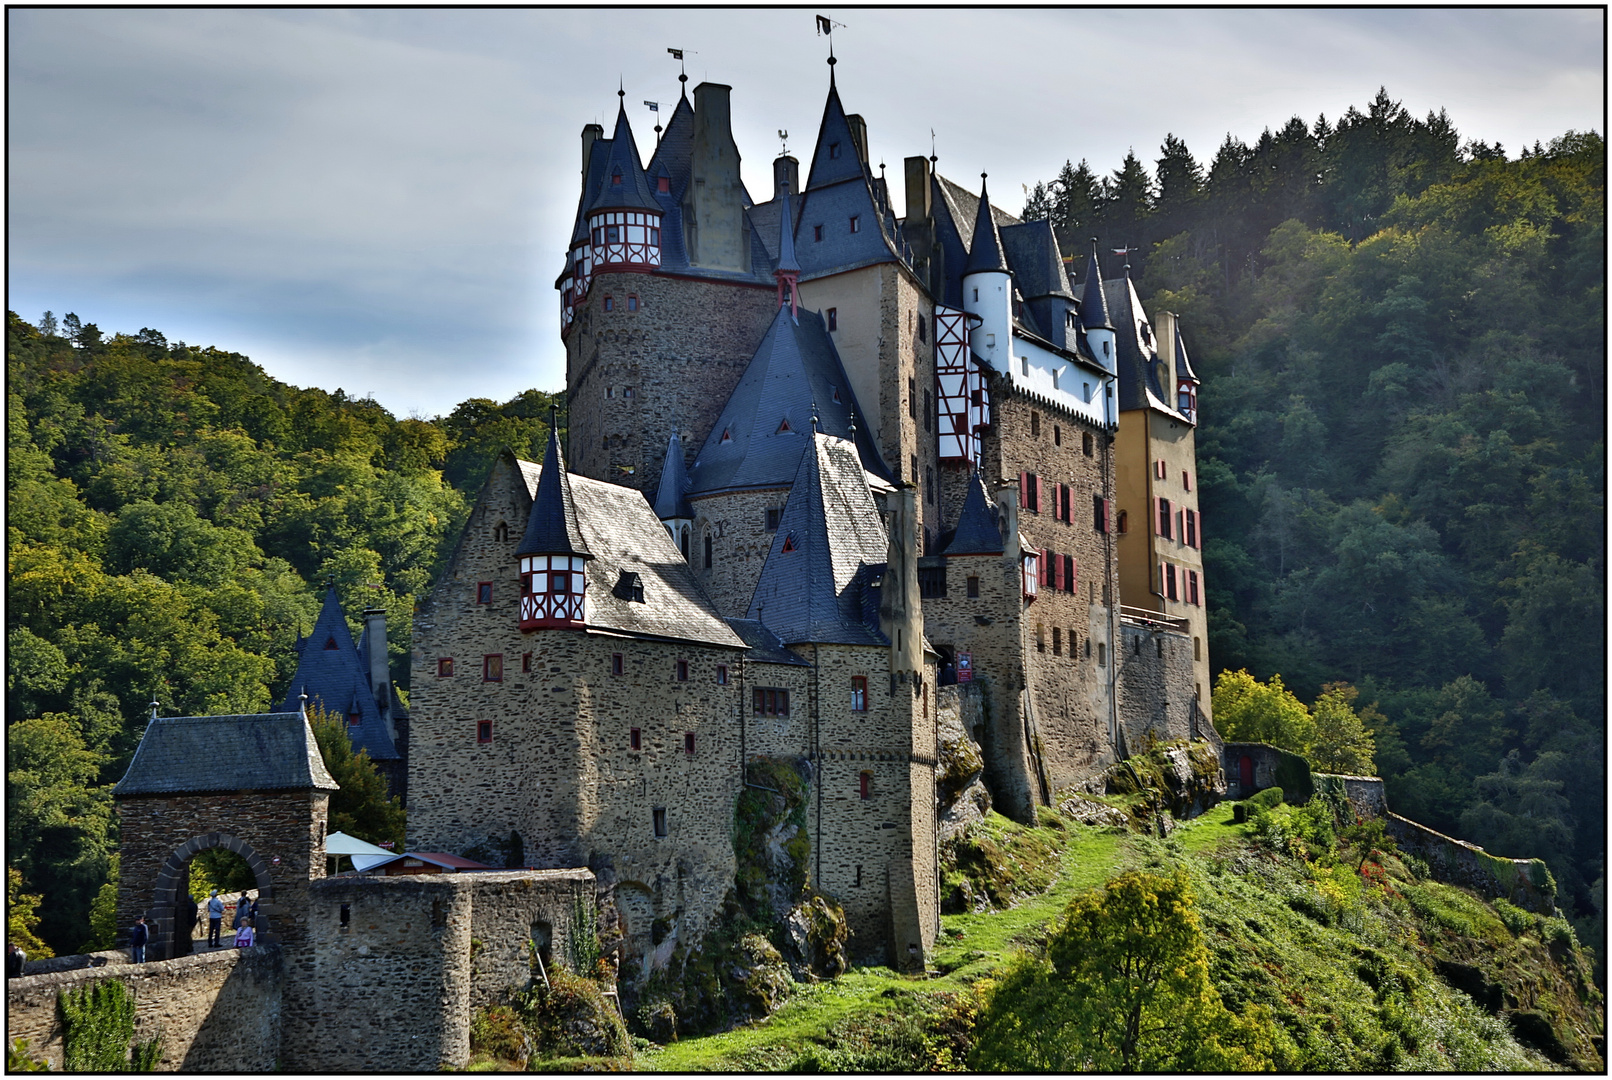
[566,270,776,493]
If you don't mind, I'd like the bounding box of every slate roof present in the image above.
[512,456,744,649]
[1106,274,1185,417]
[931,172,1022,309]
[724,617,811,666]
[747,433,890,647]
[652,430,694,520]
[965,177,1009,274]
[518,427,592,558]
[274,587,399,761]
[942,473,1005,555]
[114,710,339,797]
[587,98,661,214]
[999,219,1074,301]
[774,185,800,273]
[688,304,893,495]
[794,79,909,280]
[1079,239,1114,331]
[1175,325,1200,383]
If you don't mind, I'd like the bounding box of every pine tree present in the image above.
[308,706,407,848]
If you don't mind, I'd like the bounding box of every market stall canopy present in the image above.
[325,831,397,872]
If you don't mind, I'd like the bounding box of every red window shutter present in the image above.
[1034,475,1044,514]
[1020,471,1028,509]
[1053,551,1065,591]
[1104,499,1113,533]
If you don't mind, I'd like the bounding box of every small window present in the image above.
[438,657,454,677]
[1194,636,1202,662]
[1036,623,1045,653]
[603,295,614,312]
[627,295,639,312]
[716,664,729,685]
[324,636,339,651]
[522,651,532,673]
[1031,411,1040,437]
[477,720,493,743]
[777,416,793,433]
[972,287,979,302]
[494,521,509,542]
[967,575,980,598]
[855,865,863,888]
[1118,509,1129,534]
[684,732,695,754]
[1182,470,1192,491]
[476,581,493,605]
[611,653,623,676]
[340,903,350,927]
[630,727,641,751]
[657,176,670,193]
[676,660,689,682]
[1093,494,1108,533]
[849,215,860,233]
[653,807,667,838]
[1052,627,1062,656]
[484,654,503,682]
[704,533,713,569]
[829,142,841,160]
[827,308,837,331]
[917,314,927,342]
[814,224,824,242]
[347,711,362,726]
[611,170,622,186]
[765,507,781,532]
[859,771,872,800]
[1097,642,1106,667]
[623,386,635,398]
[1083,432,1094,457]
[752,687,790,716]
[1053,425,1061,446]
[851,676,867,712]
[781,532,797,553]
[606,387,614,399]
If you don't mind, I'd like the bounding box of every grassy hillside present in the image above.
[631,802,1603,1072]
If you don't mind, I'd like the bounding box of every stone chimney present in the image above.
[581,122,604,175]
[1155,309,1178,385]
[845,114,869,166]
[363,607,392,737]
[773,154,800,202]
[688,82,746,271]
[879,486,924,676]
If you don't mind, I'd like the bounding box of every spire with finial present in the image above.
[810,400,821,433]
[149,693,160,723]
[1079,237,1114,331]
[298,687,309,713]
[965,172,1008,274]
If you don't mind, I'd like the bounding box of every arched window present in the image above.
[703,533,713,569]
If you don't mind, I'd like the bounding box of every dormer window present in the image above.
[519,554,587,629]
[832,386,841,403]
[829,142,841,159]
[611,171,623,186]
[324,637,339,651]
[657,176,670,193]
[720,426,732,444]
[814,224,824,242]
[849,215,860,233]
[777,417,792,433]
[781,532,797,553]
[613,570,645,602]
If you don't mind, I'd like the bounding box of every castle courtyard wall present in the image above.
[6,945,284,1072]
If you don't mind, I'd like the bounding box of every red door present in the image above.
[1239,755,1254,792]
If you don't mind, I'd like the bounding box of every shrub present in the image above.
[58,979,159,1072]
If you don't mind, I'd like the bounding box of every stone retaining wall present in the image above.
[6,944,283,1072]
[1386,813,1557,916]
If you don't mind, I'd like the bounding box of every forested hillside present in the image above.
[1025,90,1604,957]
[6,316,560,952]
[6,88,1602,974]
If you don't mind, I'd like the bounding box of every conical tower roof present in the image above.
[942,473,1004,555]
[1079,238,1113,331]
[587,95,660,214]
[517,426,592,558]
[965,176,1009,274]
[746,432,889,647]
[688,305,893,495]
[652,430,694,520]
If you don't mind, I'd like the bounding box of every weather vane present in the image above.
[778,129,789,156]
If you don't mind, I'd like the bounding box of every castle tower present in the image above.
[961,175,1012,374]
[1079,238,1117,380]
[516,425,592,629]
[652,429,694,560]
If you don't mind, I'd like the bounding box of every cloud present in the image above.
[8,9,1602,419]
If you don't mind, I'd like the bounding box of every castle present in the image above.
[405,59,1213,975]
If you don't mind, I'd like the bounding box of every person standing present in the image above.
[206,889,224,948]
[130,916,150,963]
[7,943,25,978]
[232,892,248,933]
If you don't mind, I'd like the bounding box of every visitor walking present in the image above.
[206,889,224,947]
[130,916,150,963]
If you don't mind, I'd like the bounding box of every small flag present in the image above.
[1112,246,1133,256]
[816,14,832,34]
[644,101,658,112]
[667,47,683,59]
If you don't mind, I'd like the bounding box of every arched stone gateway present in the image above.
[113,709,338,961]
[150,833,277,960]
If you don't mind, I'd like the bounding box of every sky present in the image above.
[8,7,1604,420]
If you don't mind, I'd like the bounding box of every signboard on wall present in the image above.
[956,652,973,683]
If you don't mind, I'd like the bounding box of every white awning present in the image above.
[326,831,396,871]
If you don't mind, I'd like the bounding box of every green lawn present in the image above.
[637,821,1135,1073]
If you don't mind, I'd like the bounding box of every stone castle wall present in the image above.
[566,270,777,492]
[6,945,284,1072]
[1115,621,1198,753]
[115,789,328,962]
[692,485,792,618]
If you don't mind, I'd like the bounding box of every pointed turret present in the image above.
[588,94,661,215]
[653,430,695,559]
[1080,238,1116,373]
[274,585,399,764]
[963,175,1013,372]
[775,182,800,316]
[965,176,1008,274]
[517,424,592,630]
